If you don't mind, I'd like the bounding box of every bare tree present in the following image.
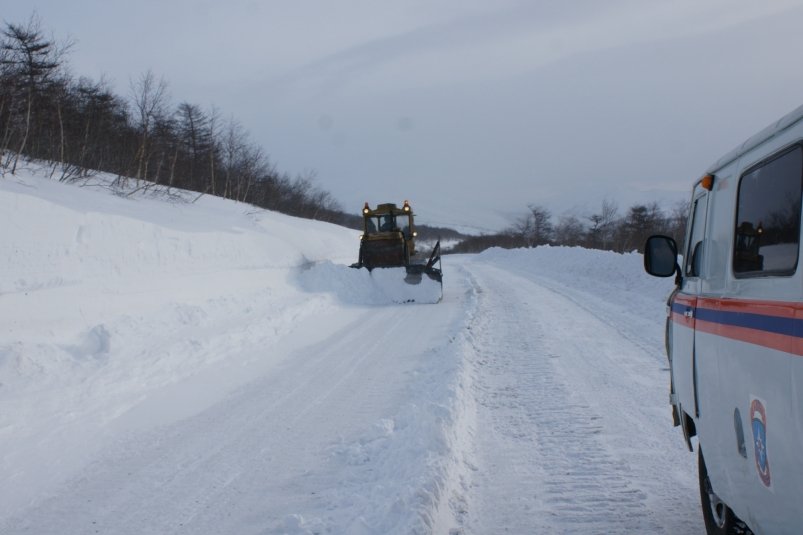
[0,30,14,163]
[207,105,220,196]
[554,214,586,246]
[130,70,168,185]
[587,198,619,250]
[236,143,266,202]
[174,101,209,189]
[615,202,665,252]
[527,204,554,246]
[1,13,69,172]
[510,204,553,247]
[667,199,689,246]
[511,211,534,245]
[222,116,245,199]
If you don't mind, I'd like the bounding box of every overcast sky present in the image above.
[5,0,803,230]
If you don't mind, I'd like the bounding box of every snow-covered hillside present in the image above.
[1,166,702,534]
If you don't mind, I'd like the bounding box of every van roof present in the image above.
[707,103,803,174]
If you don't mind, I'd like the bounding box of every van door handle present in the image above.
[684,309,694,318]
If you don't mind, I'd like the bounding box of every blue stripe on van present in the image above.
[687,306,803,338]
[671,302,690,315]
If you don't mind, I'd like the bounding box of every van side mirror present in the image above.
[644,235,679,279]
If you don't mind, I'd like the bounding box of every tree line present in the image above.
[0,14,352,225]
[447,199,688,254]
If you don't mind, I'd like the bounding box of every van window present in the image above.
[686,196,707,277]
[734,145,803,276]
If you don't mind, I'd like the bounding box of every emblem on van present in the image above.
[750,397,771,488]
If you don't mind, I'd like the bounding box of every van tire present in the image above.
[698,448,743,534]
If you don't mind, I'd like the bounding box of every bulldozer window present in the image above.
[379,215,396,232]
[399,215,411,237]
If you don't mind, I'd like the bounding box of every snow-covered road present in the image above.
[1,170,705,533]
[457,260,701,533]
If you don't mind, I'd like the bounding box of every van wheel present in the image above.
[698,448,745,534]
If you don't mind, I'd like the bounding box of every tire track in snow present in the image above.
[461,262,699,533]
[518,271,668,365]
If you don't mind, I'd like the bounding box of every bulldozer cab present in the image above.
[356,201,420,270]
[359,202,416,264]
[364,205,412,237]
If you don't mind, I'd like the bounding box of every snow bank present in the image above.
[471,245,676,359]
[476,245,673,303]
[0,167,357,398]
[0,170,356,292]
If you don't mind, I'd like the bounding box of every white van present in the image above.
[645,104,803,535]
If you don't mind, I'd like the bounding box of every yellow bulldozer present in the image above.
[351,200,442,300]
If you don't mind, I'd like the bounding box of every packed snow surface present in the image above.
[1,166,702,533]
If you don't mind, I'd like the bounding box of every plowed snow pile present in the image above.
[297,262,442,304]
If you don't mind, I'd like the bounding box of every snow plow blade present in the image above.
[403,240,443,285]
[347,264,442,304]
[349,242,443,304]
[370,266,442,304]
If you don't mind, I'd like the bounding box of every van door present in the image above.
[671,181,709,436]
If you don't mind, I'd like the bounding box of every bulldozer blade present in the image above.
[404,269,423,285]
[404,264,443,285]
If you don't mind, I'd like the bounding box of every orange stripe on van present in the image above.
[670,293,803,356]
[694,318,803,356]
